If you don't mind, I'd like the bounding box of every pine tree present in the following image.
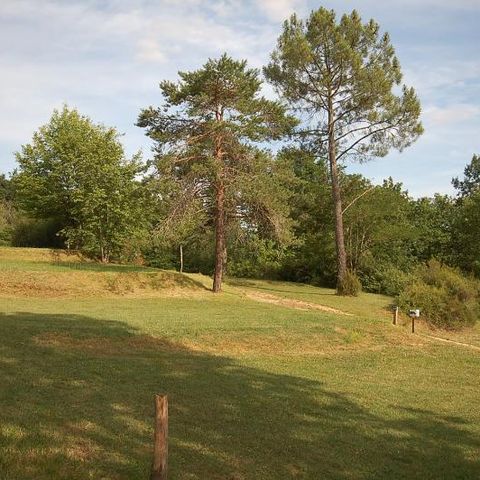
[264,8,423,294]
[138,54,296,292]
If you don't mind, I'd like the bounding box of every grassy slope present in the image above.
[0,247,479,480]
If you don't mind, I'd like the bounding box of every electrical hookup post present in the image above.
[408,309,420,333]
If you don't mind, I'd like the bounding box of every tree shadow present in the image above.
[0,312,478,479]
[49,262,158,273]
[47,263,210,291]
[227,278,336,297]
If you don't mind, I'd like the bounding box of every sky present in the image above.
[0,0,479,197]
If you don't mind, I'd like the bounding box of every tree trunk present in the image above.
[213,180,225,293]
[100,245,108,263]
[179,244,183,273]
[327,97,348,293]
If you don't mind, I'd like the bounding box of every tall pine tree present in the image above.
[265,8,423,294]
[138,54,296,292]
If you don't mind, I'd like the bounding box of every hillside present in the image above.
[0,247,479,479]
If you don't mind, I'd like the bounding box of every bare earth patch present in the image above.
[419,333,480,352]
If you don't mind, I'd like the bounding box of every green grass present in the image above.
[0,246,157,272]
[0,247,479,479]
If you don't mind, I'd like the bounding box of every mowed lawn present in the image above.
[0,248,479,479]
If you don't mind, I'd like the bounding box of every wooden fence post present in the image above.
[151,394,168,480]
[393,306,398,325]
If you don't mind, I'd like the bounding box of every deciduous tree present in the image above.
[13,106,144,261]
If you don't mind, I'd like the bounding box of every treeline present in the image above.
[0,8,479,328]
[1,115,478,289]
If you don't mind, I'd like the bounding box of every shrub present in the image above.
[337,270,362,296]
[228,238,285,279]
[360,263,411,296]
[11,217,64,248]
[398,260,479,330]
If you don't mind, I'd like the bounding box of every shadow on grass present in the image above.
[0,312,478,480]
[49,261,159,273]
[0,261,156,273]
[54,264,211,291]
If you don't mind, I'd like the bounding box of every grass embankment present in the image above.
[0,247,206,297]
[0,247,479,480]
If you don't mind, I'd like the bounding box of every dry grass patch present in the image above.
[181,325,428,357]
[245,290,353,315]
[0,270,208,298]
[0,247,85,264]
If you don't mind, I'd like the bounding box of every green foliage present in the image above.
[344,177,413,272]
[337,270,362,296]
[408,195,455,265]
[0,176,17,246]
[142,242,179,271]
[275,148,337,285]
[265,8,423,162]
[398,261,479,330]
[227,237,287,279]
[13,106,146,261]
[0,174,14,202]
[450,155,480,276]
[264,7,423,292]
[452,153,480,198]
[11,217,64,248]
[361,262,411,296]
[451,191,480,276]
[0,200,16,246]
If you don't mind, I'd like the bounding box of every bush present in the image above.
[398,260,479,330]
[0,200,17,246]
[11,217,64,248]
[360,263,411,296]
[228,238,285,279]
[337,270,362,296]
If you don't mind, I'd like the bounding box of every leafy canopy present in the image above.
[13,106,145,261]
[452,153,480,198]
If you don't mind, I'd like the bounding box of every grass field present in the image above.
[0,247,479,479]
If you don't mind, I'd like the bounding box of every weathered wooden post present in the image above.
[151,394,168,480]
[393,306,399,325]
[179,245,183,273]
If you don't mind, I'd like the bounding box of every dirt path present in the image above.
[419,333,480,352]
[245,291,353,316]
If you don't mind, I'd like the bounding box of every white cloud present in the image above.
[0,0,285,171]
[404,61,480,97]
[392,0,480,9]
[0,0,479,198]
[136,38,168,63]
[424,104,480,127]
[256,0,306,22]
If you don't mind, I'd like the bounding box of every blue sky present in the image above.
[0,0,479,197]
